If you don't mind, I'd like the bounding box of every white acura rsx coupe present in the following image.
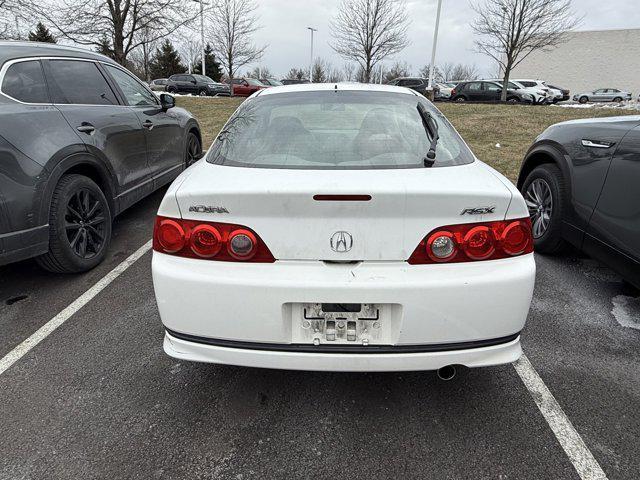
[152,83,536,375]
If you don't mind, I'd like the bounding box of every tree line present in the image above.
[1,0,579,95]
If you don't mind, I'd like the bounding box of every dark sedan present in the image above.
[0,42,202,272]
[386,77,440,98]
[518,116,640,287]
[166,74,230,96]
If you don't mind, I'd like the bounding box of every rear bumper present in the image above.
[153,253,536,370]
[0,225,48,266]
[164,330,522,372]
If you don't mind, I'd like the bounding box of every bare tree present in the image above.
[471,0,580,100]
[418,64,443,82]
[285,68,307,81]
[448,63,480,82]
[209,0,266,95]
[246,66,272,79]
[176,30,202,75]
[330,0,410,83]
[34,0,198,65]
[342,63,356,82]
[0,0,29,39]
[383,60,411,83]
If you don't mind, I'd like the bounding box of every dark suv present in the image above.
[387,77,440,98]
[0,42,202,273]
[450,81,534,103]
[166,74,230,96]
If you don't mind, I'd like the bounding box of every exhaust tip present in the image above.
[437,365,457,381]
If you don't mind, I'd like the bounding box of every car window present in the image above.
[519,81,536,88]
[46,60,118,105]
[1,60,49,103]
[246,79,264,86]
[208,91,474,170]
[404,79,421,87]
[232,79,244,85]
[466,82,482,91]
[484,82,501,92]
[105,64,158,107]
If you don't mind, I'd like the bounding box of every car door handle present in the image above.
[582,139,614,149]
[142,120,154,130]
[76,123,95,134]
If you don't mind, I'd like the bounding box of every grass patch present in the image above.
[176,96,636,183]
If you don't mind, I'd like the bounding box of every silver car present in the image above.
[573,88,632,103]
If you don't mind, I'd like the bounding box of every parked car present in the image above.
[260,78,283,86]
[518,117,640,288]
[450,81,534,103]
[387,77,440,98]
[166,74,230,96]
[149,78,168,92]
[281,79,310,85]
[435,82,456,100]
[0,42,202,272]
[152,83,535,375]
[511,79,552,104]
[546,84,570,103]
[573,88,632,103]
[485,79,549,104]
[229,77,269,96]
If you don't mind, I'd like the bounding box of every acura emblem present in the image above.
[330,231,353,253]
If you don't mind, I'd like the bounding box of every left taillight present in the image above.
[153,216,275,263]
[408,218,533,265]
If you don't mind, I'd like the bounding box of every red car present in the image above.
[230,78,269,96]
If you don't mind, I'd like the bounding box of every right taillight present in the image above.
[153,216,275,263]
[408,218,533,265]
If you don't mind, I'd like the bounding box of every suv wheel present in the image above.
[198,89,208,97]
[454,96,467,102]
[36,174,112,273]
[167,86,177,94]
[521,164,566,254]
[186,132,202,167]
[507,96,520,103]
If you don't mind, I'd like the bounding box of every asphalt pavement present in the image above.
[1,191,638,480]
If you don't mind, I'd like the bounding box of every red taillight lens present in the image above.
[157,219,185,253]
[190,224,222,258]
[153,216,275,263]
[408,218,533,265]
[462,226,495,260]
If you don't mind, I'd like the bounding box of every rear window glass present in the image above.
[47,60,118,105]
[207,91,475,170]
[2,60,49,103]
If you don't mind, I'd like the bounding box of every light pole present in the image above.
[428,0,443,91]
[192,0,206,76]
[307,27,317,82]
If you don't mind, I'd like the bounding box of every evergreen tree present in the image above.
[192,43,222,81]
[149,40,186,79]
[28,22,56,43]
[95,34,115,59]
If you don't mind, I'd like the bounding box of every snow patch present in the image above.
[554,102,640,111]
[611,294,640,330]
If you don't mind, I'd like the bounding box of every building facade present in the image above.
[510,28,640,97]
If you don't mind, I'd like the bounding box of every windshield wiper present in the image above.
[417,103,439,167]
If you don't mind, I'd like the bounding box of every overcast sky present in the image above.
[249,0,640,78]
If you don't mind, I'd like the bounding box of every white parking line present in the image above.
[0,240,152,376]
[514,354,608,480]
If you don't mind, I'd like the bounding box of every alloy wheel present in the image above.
[525,178,553,239]
[64,188,106,259]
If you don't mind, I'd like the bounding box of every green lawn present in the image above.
[176,96,636,183]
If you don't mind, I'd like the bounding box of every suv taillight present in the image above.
[408,218,533,265]
[153,216,275,263]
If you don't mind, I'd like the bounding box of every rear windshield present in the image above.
[207,91,475,169]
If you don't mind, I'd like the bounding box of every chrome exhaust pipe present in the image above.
[437,365,456,381]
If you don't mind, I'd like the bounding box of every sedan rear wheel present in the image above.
[613,96,623,103]
[521,164,566,254]
[579,96,589,104]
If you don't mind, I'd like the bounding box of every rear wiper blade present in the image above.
[417,103,439,167]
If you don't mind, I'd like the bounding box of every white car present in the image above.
[506,79,551,104]
[152,83,536,375]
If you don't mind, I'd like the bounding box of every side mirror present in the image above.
[160,93,175,111]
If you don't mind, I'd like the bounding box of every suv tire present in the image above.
[521,164,567,254]
[36,175,112,273]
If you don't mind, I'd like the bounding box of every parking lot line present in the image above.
[0,240,152,377]
[514,354,608,480]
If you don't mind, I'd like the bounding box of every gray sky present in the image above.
[250,0,640,78]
